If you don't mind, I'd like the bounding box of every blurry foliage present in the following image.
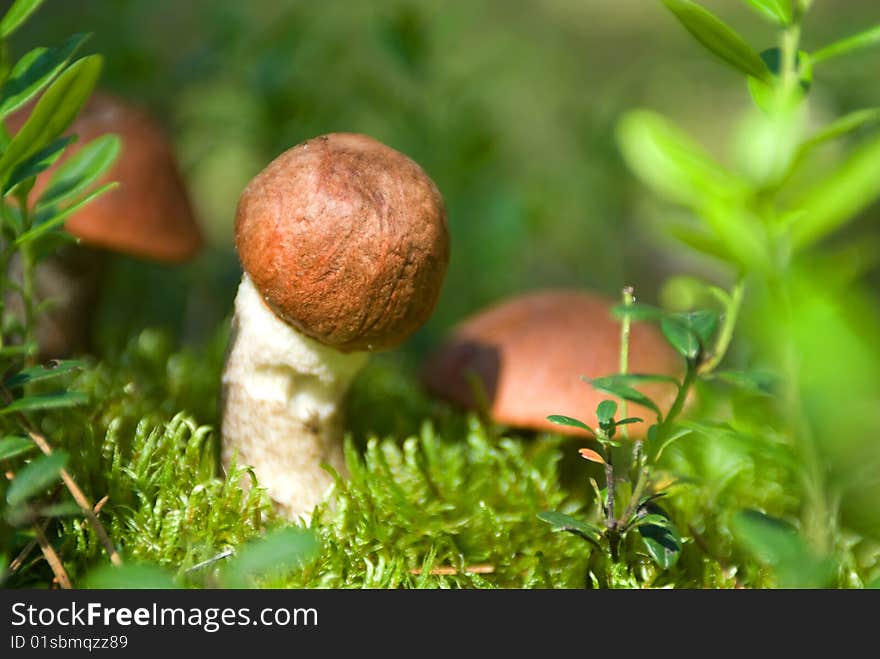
[2,0,880,588]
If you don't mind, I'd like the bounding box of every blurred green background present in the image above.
[9,0,880,360]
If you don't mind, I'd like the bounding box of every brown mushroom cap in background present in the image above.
[235,132,449,353]
[422,290,682,438]
[9,93,202,262]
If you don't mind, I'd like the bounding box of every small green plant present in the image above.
[0,0,121,586]
[539,287,730,587]
[540,0,880,588]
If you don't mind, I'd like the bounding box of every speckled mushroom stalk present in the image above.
[221,274,368,517]
[221,133,449,519]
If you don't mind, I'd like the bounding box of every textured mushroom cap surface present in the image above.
[235,132,449,352]
[422,290,682,438]
[10,93,202,262]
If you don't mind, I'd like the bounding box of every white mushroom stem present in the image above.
[220,275,368,519]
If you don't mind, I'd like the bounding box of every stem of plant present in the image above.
[700,279,744,375]
[620,361,696,527]
[15,192,37,365]
[773,12,832,556]
[618,286,633,447]
[0,385,122,565]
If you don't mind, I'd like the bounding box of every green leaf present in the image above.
[0,33,90,120]
[4,134,74,195]
[0,435,34,460]
[630,512,674,530]
[596,399,617,425]
[743,0,791,25]
[795,109,880,164]
[38,134,120,208]
[537,511,602,545]
[0,390,87,415]
[791,134,880,250]
[15,181,116,246]
[617,110,749,209]
[666,223,730,261]
[0,343,36,359]
[661,0,772,82]
[731,510,835,588]
[615,417,644,426]
[38,501,82,517]
[661,311,718,359]
[589,376,663,420]
[594,372,681,387]
[653,426,694,460]
[0,55,102,187]
[661,317,699,359]
[546,415,595,434]
[222,527,319,587]
[84,563,177,589]
[0,0,44,39]
[639,508,682,569]
[711,369,778,396]
[4,359,86,388]
[6,450,67,506]
[813,24,880,64]
[611,302,667,322]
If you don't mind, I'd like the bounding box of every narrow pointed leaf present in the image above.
[617,110,749,209]
[6,450,67,506]
[589,376,662,419]
[4,359,86,388]
[15,181,116,245]
[38,134,120,209]
[547,415,595,435]
[744,0,791,25]
[0,435,34,460]
[813,24,880,64]
[0,33,90,119]
[791,134,880,250]
[4,134,74,195]
[661,0,772,82]
[537,511,602,544]
[0,390,87,414]
[0,0,44,39]
[0,55,102,185]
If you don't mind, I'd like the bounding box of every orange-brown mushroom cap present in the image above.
[9,93,202,262]
[235,133,450,353]
[422,290,682,438]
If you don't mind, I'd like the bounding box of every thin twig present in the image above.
[10,493,109,575]
[410,564,495,576]
[10,518,49,573]
[1,385,121,565]
[185,549,234,573]
[33,522,71,589]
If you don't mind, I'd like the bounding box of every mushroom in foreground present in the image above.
[422,290,680,438]
[5,93,202,357]
[221,133,449,518]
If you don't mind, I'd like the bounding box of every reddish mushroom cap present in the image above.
[235,132,450,353]
[9,93,202,262]
[422,290,682,438]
